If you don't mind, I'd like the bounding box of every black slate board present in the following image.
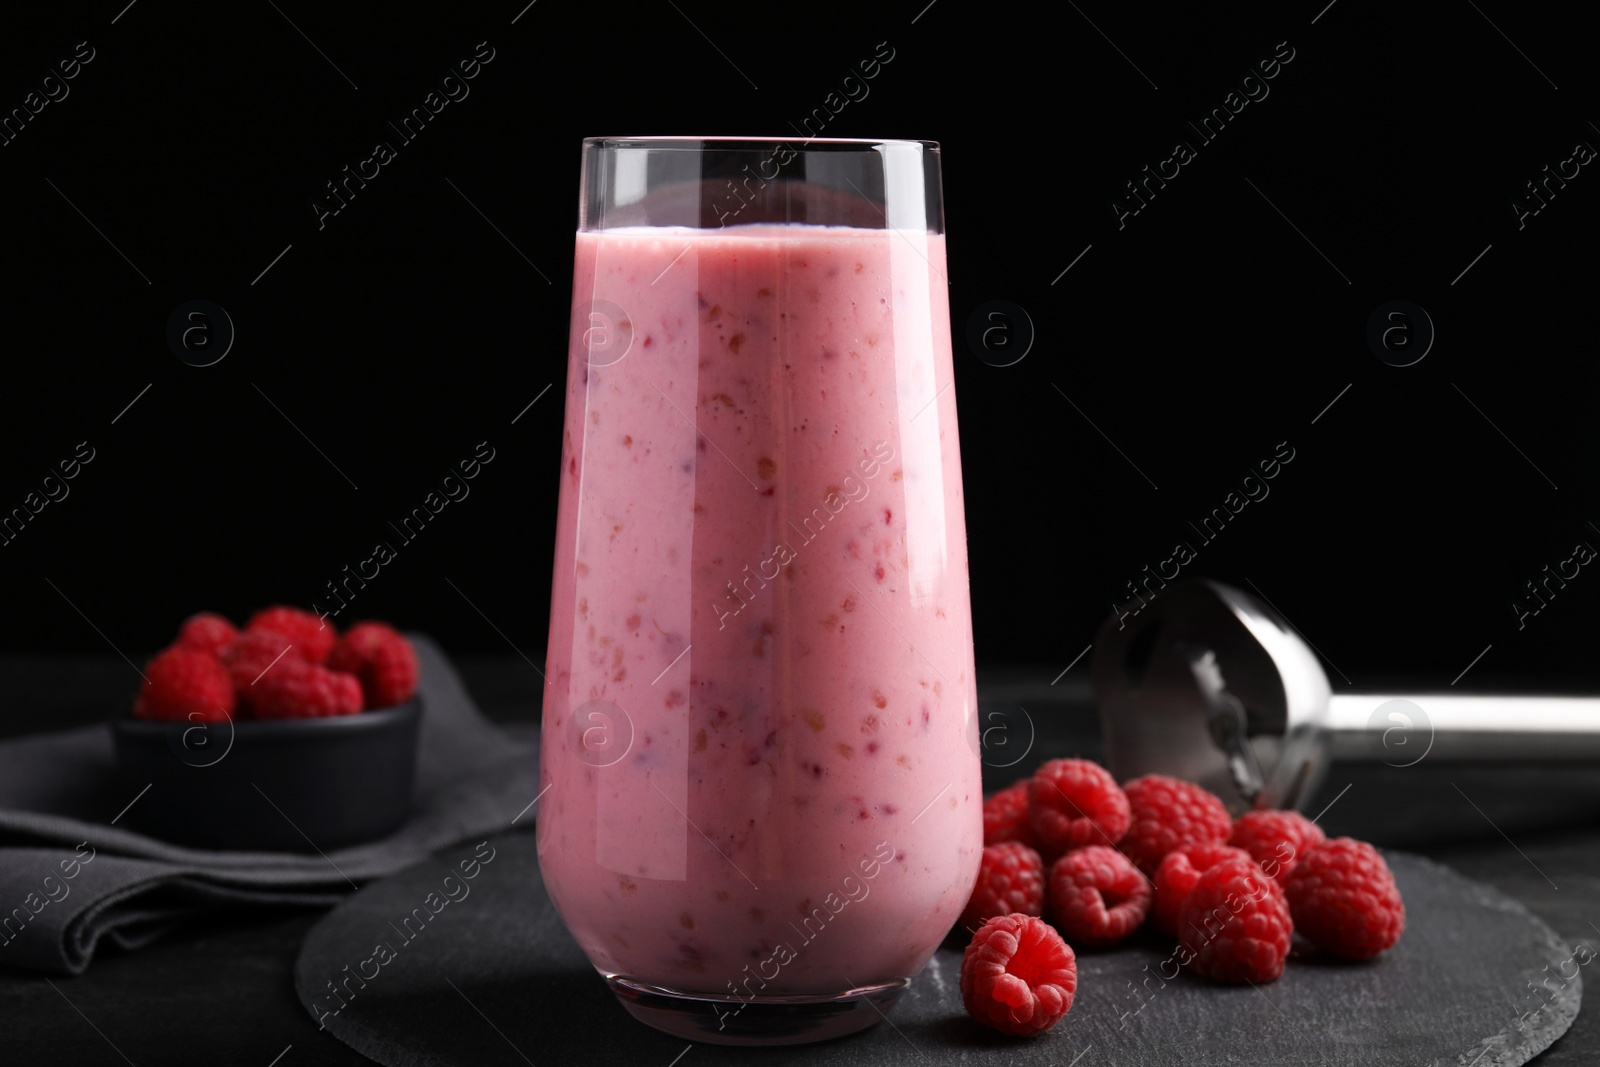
[294,832,1582,1067]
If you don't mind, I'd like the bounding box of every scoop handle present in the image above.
[1325,694,1600,762]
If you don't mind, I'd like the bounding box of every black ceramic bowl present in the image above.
[110,698,422,852]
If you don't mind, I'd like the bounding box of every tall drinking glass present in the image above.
[537,137,981,1045]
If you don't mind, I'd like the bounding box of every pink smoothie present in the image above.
[537,223,980,999]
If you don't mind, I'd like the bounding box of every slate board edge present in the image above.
[1414,852,1582,1067]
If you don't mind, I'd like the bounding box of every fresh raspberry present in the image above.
[1027,758,1130,855]
[221,629,303,703]
[327,622,420,708]
[983,780,1043,850]
[175,613,238,656]
[1284,838,1405,959]
[1120,775,1232,876]
[1152,843,1255,935]
[961,843,1046,932]
[960,914,1077,1037]
[248,658,363,719]
[1048,844,1152,949]
[1178,857,1292,983]
[246,605,335,664]
[1229,810,1327,884]
[133,647,235,723]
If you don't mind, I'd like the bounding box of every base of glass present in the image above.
[606,975,910,1046]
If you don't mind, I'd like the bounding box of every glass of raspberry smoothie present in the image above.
[537,137,981,1045]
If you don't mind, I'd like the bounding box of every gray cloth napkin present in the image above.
[0,636,539,975]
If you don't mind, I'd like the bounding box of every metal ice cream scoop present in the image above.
[1092,578,1600,812]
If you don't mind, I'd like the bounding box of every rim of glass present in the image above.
[583,136,938,151]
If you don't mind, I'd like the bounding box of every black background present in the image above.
[1,0,1596,728]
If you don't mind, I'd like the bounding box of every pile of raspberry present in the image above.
[959,759,1405,1037]
[130,607,420,722]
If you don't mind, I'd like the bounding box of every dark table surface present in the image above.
[1,654,1596,1066]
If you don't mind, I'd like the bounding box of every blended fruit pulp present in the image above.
[538,223,981,997]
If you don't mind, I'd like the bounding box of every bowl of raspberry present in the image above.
[110,607,423,851]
